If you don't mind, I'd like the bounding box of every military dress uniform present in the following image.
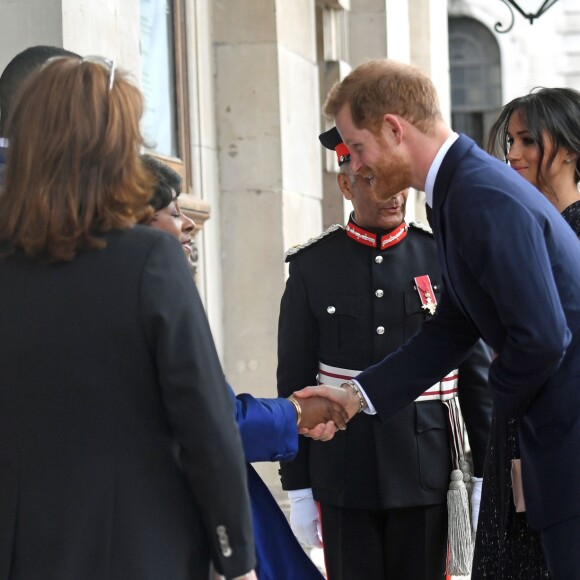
[277,216,492,579]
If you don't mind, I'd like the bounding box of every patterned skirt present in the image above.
[471,412,550,579]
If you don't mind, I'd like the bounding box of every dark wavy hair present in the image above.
[0,57,154,261]
[487,87,580,189]
[141,154,183,212]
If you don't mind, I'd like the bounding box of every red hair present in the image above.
[0,57,154,261]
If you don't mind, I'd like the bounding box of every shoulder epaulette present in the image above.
[409,220,433,236]
[285,224,343,262]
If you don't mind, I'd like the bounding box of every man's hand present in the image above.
[293,384,361,420]
[288,488,323,548]
[293,394,349,430]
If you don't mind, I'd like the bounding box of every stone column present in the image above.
[214,0,322,485]
[406,0,451,223]
[319,0,414,228]
[61,0,141,73]
[0,0,139,75]
[348,0,425,222]
[409,0,451,120]
[184,0,226,351]
[348,0,411,66]
[0,0,64,72]
[318,1,350,229]
[557,0,580,87]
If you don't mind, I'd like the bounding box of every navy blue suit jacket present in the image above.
[357,135,580,530]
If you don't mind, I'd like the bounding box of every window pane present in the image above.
[452,112,484,146]
[140,0,179,158]
[452,86,467,106]
[449,17,502,143]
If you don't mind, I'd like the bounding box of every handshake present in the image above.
[287,382,367,442]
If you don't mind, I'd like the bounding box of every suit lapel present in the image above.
[432,134,475,211]
[430,135,476,310]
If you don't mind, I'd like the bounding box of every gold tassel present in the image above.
[446,469,473,576]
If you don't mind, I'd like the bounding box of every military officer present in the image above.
[276,127,493,580]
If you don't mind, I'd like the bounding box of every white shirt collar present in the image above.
[424,132,459,208]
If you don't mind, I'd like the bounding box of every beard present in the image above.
[368,135,414,201]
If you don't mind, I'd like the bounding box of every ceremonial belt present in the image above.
[317,361,459,402]
[319,360,469,569]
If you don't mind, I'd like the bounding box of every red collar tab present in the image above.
[414,275,437,315]
[380,222,408,249]
[346,220,408,249]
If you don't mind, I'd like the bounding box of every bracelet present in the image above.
[287,396,302,427]
[341,380,365,414]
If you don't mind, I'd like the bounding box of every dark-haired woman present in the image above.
[473,87,580,580]
[142,154,336,580]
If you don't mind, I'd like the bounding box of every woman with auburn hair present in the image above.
[473,87,580,579]
[0,57,257,580]
[0,56,152,260]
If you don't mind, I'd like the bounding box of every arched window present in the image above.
[449,17,501,147]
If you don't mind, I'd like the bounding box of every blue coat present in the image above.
[230,390,324,580]
[357,135,580,531]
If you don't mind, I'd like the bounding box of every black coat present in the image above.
[277,221,492,510]
[0,226,255,580]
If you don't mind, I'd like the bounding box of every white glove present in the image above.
[471,476,483,531]
[216,571,257,580]
[288,488,323,548]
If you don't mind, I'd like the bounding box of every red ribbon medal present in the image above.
[414,275,437,315]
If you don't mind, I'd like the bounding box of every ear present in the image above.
[383,113,404,145]
[562,148,578,165]
[337,172,353,201]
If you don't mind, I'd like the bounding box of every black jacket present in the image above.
[277,220,492,510]
[0,226,255,579]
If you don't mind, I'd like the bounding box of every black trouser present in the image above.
[319,502,448,580]
[540,514,580,579]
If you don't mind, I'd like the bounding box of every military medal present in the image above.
[414,275,437,315]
